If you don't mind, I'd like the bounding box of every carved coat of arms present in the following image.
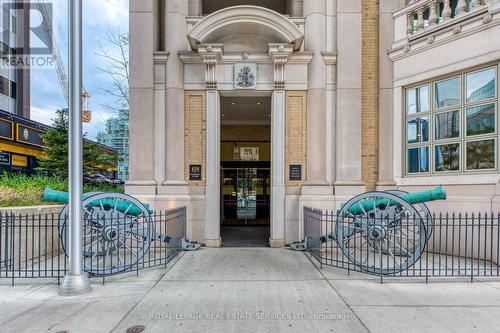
[234,63,257,89]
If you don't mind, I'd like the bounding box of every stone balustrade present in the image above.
[394,0,487,39]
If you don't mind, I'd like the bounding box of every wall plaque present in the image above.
[234,63,257,89]
[289,164,302,181]
[189,164,202,181]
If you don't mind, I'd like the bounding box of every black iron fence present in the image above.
[303,207,500,282]
[0,207,187,285]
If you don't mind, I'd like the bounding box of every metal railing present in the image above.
[0,207,187,285]
[303,207,500,282]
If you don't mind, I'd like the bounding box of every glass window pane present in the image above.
[435,111,460,140]
[407,88,416,115]
[408,147,429,173]
[0,75,8,96]
[420,116,429,142]
[466,103,495,136]
[435,77,460,108]
[466,68,496,103]
[407,117,429,143]
[466,139,495,170]
[407,85,429,114]
[407,118,418,143]
[435,143,460,172]
[419,85,429,113]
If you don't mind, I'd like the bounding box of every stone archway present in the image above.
[187,5,304,51]
[186,6,305,247]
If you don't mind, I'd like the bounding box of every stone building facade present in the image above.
[128,0,500,246]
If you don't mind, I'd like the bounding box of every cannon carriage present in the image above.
[44,189,201,277]
[291,187,446,275]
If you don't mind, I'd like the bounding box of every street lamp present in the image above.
[59,0,92,296]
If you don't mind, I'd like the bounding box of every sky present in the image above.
[30,0,129,139]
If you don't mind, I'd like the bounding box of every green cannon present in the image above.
[291,187,447,276]
[44,188,201,277]
[44,188,151,216]
[345,186,446,215]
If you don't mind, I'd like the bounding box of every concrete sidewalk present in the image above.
[2,248,500,333]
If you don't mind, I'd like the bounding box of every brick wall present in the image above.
[285,91,307,186]
[361,0,380,191]
[184,91,206,185]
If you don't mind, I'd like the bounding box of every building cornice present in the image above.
[179,51,313,65]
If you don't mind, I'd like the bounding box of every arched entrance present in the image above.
[180,6,309,247]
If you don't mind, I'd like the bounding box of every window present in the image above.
[202,0,288,15]
[405,66,498,175]
[0,75,9,96]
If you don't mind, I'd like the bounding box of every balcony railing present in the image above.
[395,0,488,38]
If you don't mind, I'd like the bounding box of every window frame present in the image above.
[404,64,498,176]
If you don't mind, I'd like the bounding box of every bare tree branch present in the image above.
[95,28,129,112]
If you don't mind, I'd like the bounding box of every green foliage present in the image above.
[36,109,68,178]
[0,172,123,207]
[36,109,118,178]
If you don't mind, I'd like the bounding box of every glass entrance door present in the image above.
[236,168,257,221]
[221,166,270,225]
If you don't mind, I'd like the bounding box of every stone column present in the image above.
[334,0,364,195]
[127,0,157,195]
[153,52,169,185]
[286,0,303,16]
[188,0,202,16]
[323,0,337,185]
[303,0,328,186]
[377,0,399,189]
[269,43,293,248]
[199,44,223,247]
[163,0,188,186]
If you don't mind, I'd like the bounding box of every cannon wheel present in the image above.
[58,191,103,255]
[385,189,433,241]
[336,191,427,275]
[59,193,153,276]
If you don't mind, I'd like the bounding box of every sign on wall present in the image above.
[16,124,46,148]
[240,147,259,161]
[234,63,257,89]
[0,118,13,140]
[0,150,11,165]
[11,154,27,167]
[289,165,302,181]
[189,164,202,181]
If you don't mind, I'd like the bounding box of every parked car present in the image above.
[83,173,124,186]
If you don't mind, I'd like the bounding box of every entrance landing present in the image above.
[221,225,270,247]
[3,248,500,332]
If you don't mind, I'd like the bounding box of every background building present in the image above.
[0,0,30,118]
[96,109,129,181]
[128,0,500,247]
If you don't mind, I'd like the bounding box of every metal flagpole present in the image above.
[59,0,92,296]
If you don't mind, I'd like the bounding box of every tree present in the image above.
[95,28,129,113]
[37,109,117,178]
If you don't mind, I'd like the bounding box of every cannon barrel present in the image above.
[345,186,446,216]
[43,188,151,217]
